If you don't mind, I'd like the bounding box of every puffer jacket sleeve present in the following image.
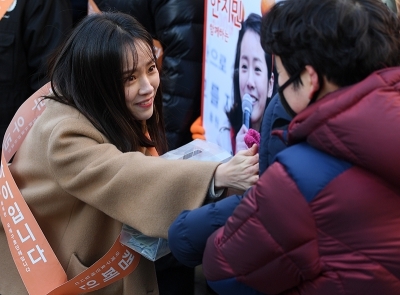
[168,194,243,268]
[202,162,321,294]
[150,0,204,149]
[259,93,291,175]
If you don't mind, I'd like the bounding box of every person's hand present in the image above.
[190,116,206,140]
[235,124,249,153]
[214,144,259,191]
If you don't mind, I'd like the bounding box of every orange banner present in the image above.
[1,153,67,294]
[47,237,140,294]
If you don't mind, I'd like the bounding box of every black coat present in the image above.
[0,0,72,146]
[94,0,205,150]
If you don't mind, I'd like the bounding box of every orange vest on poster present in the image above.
[1,83,141,295]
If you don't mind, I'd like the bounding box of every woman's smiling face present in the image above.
[238,29,270,129]
[123,41,159,122]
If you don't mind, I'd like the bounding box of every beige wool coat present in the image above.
[0,99,219,294]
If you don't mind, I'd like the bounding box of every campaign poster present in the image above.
[201,0,282,155]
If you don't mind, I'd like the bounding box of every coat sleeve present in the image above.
[168,194,243,267]
[47,116,220,239]
[202,162,321,294]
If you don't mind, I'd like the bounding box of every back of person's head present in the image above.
[48,12,167,154]
[261,0,400,88]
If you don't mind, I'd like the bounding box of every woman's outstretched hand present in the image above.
[214,144,259,191]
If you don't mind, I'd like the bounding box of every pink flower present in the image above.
[244,128,260,148]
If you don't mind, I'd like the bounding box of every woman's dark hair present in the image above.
[261,0,400,88]
[227,13,276,138]
[47,12,168,154]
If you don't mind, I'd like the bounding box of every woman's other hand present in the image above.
[214,144,259,191]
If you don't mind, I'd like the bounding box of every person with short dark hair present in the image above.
[170,0,400,294]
